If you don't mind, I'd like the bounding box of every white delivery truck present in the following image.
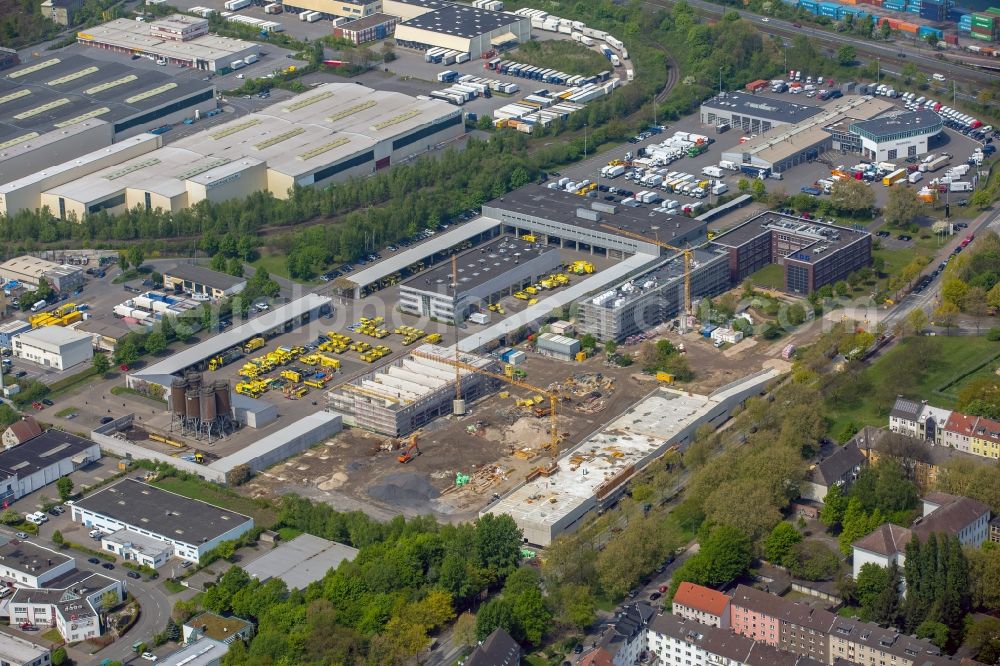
[702,166,723,178]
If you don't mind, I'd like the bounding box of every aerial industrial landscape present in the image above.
[0,0,997,663]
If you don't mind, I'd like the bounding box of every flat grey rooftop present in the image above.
[0,429,97,478]
[701,91,824,124]
[0,55,212,135]
[401,235,558,294]
[489,186,705,245]
[849,109,942,138]
[0,536,72,576]
[401,2,520,37]
[132,293,331,379]
[243,533,358,589]
[163,263,246,290]
[74,479,252,544]
[711,211,870,261]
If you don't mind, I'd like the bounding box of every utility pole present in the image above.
[876,56,880,84]
[719,67,724,96]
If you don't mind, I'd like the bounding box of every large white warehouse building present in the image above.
[0,82,463,219]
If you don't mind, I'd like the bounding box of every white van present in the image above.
[25,512,47,525]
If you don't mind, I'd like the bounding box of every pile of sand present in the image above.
[367,472,440,507]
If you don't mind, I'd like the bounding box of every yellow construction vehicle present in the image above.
[514,291,529,300]
[524,285,538,295]
[242,337,266,354]
[522,234,537,242]
[281,370,302,383]
[319,355,341,370]
[424,333,442,344]
[568,260,595,275]
[397,434,420,463]
[350,341,372,353]
[238,363,260,379]
[601,224,694,315]
[304,378,325,388]
[299,354,321,366]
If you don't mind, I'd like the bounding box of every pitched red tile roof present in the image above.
[578,647,615,666]
[672,582,730,616]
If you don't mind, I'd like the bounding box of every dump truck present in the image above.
[242,337,266,353]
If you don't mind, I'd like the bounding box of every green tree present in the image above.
[837,44,857,65]
[165,617,181,642]
[915,619,949,649]
[551,583,596,631]
[51,529,64,545]
[966,616,1000,664]
[579,333,597,351]
[856,562,899,624]
[884,186,923,228]
[144,331,167,355]
[934,301,960,334]
[92,352,111,375]
[906,308,929,336]
[604,340,617,355]
[789,541,841,581]
[114,340,140,367]
[940,278,970,309]
[127,246,145,270]
[101,590,119,613]
[503,568,551,645]
[56,476,73,502]
[838,497,883,555]
[475,598,516,641]
[51,647,67,666]
[0,509,19,525]
[968,544,1000,611]
[751,179,766,202]
[475,513,522,584]
[820,484,849,527]
[764,522,802,567]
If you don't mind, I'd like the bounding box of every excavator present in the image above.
[397,435,420,464]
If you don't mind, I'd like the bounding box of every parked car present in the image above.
[41,399,53,406]
[127,571,141,580]
[101,563,115,570]
[15,532,28,539]
[88,557,100,564]
[100,416,114,424]
[141,653,158,662]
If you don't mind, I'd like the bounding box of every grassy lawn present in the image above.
[251,253,293,281]
[278,526,303,541]
[152,476,277,527]
[162,578,186,594]
[41,628,62,643]
[512,39,609,77]
[827,336,1000,435]
[748,264,785,290]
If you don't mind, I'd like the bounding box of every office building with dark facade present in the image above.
[712,212,872,295]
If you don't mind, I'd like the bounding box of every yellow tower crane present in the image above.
[409,348,561,465]
[600,224,694,315]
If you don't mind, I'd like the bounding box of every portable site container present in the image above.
[456,53,470,64]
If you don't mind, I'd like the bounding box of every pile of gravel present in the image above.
[367,472,440,507]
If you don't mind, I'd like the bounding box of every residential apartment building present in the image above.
[671,582,731,629]
[730,585,834,663]
[828,617,950,666]
[800,440,866,502]
[942,411,1000,459]
[889,398,952,444]
[852,492,991,578]
[647,613,826,666]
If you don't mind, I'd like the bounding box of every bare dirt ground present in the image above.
[239,290,814,522]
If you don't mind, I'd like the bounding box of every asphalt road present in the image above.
[642,0,1000,88]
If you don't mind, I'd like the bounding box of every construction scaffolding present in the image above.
[327,344,501,437]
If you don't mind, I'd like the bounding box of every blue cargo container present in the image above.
[949,6,972,19]
[918,25,944,38]
[819,2,840,13]
[800,0,819,10]
[919,5,945,20]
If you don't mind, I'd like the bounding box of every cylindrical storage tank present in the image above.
[214,381,232,417]
[170,378,187,415]
[186,372,202,390]
[200,387,217,422]
[185,390,201,421]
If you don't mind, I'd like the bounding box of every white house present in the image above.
[852,492,991,578]
[8,569,123,643]
[12,326,92,370]
[888,397,952,445]
[0,538,76,589]
[71,479,254,564]
[0,430,101,505]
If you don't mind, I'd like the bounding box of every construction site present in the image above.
[238,320,800,524]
